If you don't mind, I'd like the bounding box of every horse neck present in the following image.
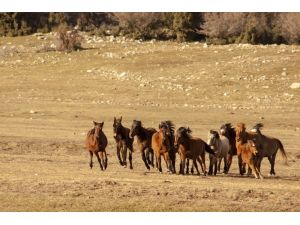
[117,125,126,139]
[136,126,147,141]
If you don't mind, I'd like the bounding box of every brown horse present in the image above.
[220,123,246,175]
[250,123,288,176]
[235,123,263,179]
[130,120,156,170]
[113,116,134,169]
[175,127,215,175]
[152,121,175,173]
[85,121,108,171]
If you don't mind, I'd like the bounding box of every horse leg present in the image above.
[268,153,276,176]
[226,153,233,173]
[201,153,207,176]
[238,155,245,175]
[186,159,190,174]
[223,156,228,174]
[100,151,106,171]
[192,159,200,176]
[208,155,213,175]
[181,155,186,175]
[141,149,150,170]
[104,150,108,169]
[89,151,93,169]
[217,157,222,173]
[171,151,176,174]
[157,154,162,173]
[95,152,103,171]
[214,158,218,176]
[150,149,155,168]
[117,145,123,166]
[129,150,133,170]
[122,143,127,168]
[196,156,205,175]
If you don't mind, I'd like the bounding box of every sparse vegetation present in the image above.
[56,24,83,52]
[0,13,299,44]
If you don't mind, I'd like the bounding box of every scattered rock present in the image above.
[29,110,37,114]
[290,83,300,89]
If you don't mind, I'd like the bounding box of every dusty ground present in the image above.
[0,33,299,211]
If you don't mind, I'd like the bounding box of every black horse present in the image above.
[130,120,156,170]
[113,116,134,169]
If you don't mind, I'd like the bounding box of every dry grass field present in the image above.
[0,33,299,211]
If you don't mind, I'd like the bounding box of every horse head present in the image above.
[113,116,123,135]
[93,121,104,138]
[175,126,192,146]
[208,130,219,147]
[130,120,142,138]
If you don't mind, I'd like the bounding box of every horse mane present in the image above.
[253,123,264,134]
[177,126,192,139]
[220,123,236,140]
[161,120,175,135]
[210,130,220,139]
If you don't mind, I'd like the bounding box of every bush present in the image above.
[55,24,83,52]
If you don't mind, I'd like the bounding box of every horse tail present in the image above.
[278,140,288,165]
[204,143,215,155]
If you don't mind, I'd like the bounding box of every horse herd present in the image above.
[85,117,288,179]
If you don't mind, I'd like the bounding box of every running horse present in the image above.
[130,120,156,170]
[113,116,134,169]
[85,121,108,171]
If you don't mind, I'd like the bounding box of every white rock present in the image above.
[87,70,92,73]
[29,110,37,114]
[203,43,208,48]
[290,83,300,89]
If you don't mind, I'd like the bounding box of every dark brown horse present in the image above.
[85,121,108,171]
[235,123,263,179]
[250,123,288,176]
[130,120,156,170]
[113,116,134,169]
[175,127,215,175]
[220,123,246,175]
[152,121,175,173]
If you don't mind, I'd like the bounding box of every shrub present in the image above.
[55,24,83,52]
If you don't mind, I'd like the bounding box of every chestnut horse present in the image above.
[220,123,246,175]
[85,121,108,171]
[130,120,156,170]
[235,123,263,179]
[250,123,288,176]
[113,116,134,169]
[152,121,175,173]
[175,127,215,175]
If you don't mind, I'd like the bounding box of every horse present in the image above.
[207,130,230,175]
[235,123,263,179]
[85,121,108,171]
[161,121,176,173]
[130,120,156,170]
[151,121,175,173]
[220,123,246,175]
[113,116,134,169]
[250,123,288,176]
[175,127,215,175]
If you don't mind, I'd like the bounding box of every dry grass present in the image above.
[0,34,299,211]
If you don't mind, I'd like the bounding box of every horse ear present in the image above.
[114,117,116,122]
[120,116,122,122]
[93,121,97,126]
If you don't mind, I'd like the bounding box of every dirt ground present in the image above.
[0,33,299,211]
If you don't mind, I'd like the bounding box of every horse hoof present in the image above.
[123,165,127,168]
[130,166,133,170]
